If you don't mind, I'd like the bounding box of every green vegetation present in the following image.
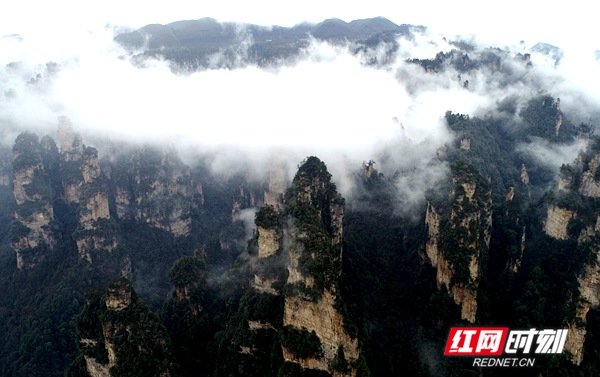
[168,255,206,290]
[71,277,180,377]
[519,95,575,142]
[436,162,491,286]
[22,169,52,200]
[8,220,31,243]
[280,326,323,359]
[283,157,345,299]
[12,132,43,171]
[255,204,282,229]
[330,346,350,373]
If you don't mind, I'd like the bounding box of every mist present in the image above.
[1,21,600,206]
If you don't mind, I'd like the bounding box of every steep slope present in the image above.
[10,131,58,269]
[58,117,117,262]
[542,141,600,365]
[206,156,364,377]
[7,119,205,270]
[70,277,179,376]
[423,162,492,322]
[116,146,196,237]
[281,157,358,376]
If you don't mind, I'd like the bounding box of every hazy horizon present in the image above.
[2,7,599,203]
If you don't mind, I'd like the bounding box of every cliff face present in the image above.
[257,226,279,258]
[9,120,118,266]
[9,119,202,269]
[232,182,257,222]
[76,278,177,376]
[423,164,492,323]
[0,148,10,188]
[237,157,360,376]
[283,291,359,376]
[543,205,575,240]
[565,250,600,365]
[113,146,197,237]
[549,150,600,365]
[57,116,84,163]
[10,132,57,269]
[578,153,600,198]
[255,159,288,258]
[424,203,441,269]
[58,124,116,262]
[563,223,600,366]
[281,157,358,376]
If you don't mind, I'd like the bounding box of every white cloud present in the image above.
[2,9,600,205]
[516,138,584,172]
[42,40,408,157]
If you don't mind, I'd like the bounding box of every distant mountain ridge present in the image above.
[114,17,424,70]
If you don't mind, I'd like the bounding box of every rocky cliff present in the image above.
[578,153,600,198]
[57,120,116,262]
[220,156,361,376]
[423,163,492,322]
[114,146,196,237]
[257,225,280,259]
[543,204,575,240]
[231,181,257,222]
[546,147,600,365]
[8,119,204,269]
[10,132,57,269]
[9,120,118,266]
[563,221,600,365]
[255,159,288,259]
[543,145,600,365]
[0,148,10,188]
[280,157,358,376]
[75,278,178,376]
[565,250,600,365]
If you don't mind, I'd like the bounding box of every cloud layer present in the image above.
[2,22,600,204]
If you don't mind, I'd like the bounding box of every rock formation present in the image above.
[10,132,57,269]
[234,156,360,376]
[423,163,492,322]
[251,169,286,289]
[521,164,530,185]
[546,149,600,365]
[543,205,575,240]
[76,278,178,376]
[563,216,600,365]
[555,114,563,136]
[119,147,196,237]
[54,119,117,262]
[264,157,288,209]
[257,225,280,258]
[460,138,471,151]
[363,160,376,178]
[578,153,600,198]
[6,117,208,269]
[280,157,358,376]
[0,148,10,188]
[232,182,257,222]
